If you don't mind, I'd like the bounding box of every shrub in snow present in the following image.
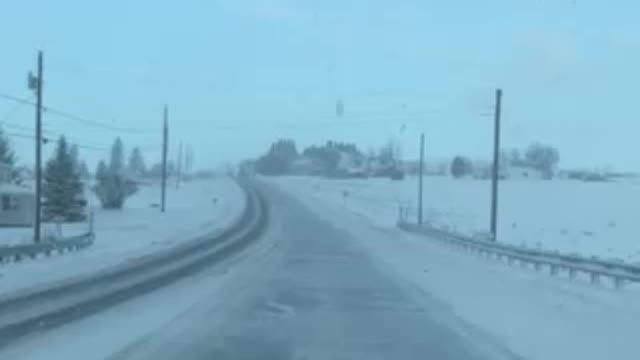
[127,147,147,180]
[450,156,473,178]
[93,172,138,209]
[92,138,138,209]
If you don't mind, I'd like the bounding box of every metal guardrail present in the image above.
[398,221,640,289]
[0,176,267,347]
[0,232,95,264]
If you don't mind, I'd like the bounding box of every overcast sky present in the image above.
[2,0,640,171]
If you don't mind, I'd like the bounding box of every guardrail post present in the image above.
[397,220,640,289]
[614,277,624,289]
[89,211,95,235]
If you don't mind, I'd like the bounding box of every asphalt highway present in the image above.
[109,185,501,360]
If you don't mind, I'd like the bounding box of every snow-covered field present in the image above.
[0,176,245,297]
[270,178,640,360]
[272,175,640,263]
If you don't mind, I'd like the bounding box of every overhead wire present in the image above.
[0,91,159,134]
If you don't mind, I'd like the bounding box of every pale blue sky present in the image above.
[1,0,640,171]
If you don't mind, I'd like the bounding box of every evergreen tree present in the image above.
[110,138,125,175]
[78,161,90,180]
[93,138,138,209]
[0,126,16,181]
[127,147,146,179]
[43,136,87,222]
[69,144,79,173]
[95,160,108,181]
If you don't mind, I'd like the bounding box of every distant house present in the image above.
[336,152,366,177]
[0,184,35,227]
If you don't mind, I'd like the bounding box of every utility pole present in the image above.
[490,88,502,241]
[29,51,44,243]
[161,106,168,213]
[186,145,193,174]
[188,146,195,174]
[176,141,183,189]
[418,133,424,225]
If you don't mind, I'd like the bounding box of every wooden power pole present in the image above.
[418,133,424,225]
[30,51,44,243]
[176,141,183,189]
[161,106,168,213]
[490,89,502,241]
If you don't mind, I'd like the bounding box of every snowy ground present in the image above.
[0,176,245,297]
[272,175,640,263]
[270,178,640,360]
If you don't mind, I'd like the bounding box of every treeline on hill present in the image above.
[254,139,404,180]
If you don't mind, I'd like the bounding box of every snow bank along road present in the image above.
[0,179,517,360]
[0,177,244,297]
[0,177,267,348]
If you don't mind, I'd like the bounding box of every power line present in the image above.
[0,93,34,107]
[1,99,28,124]
[1,120,34,133]
[0,91,159,134]
[5,125,111,152]
[5,131,39,140]
[44,107,159,134]
[2,121,111,149]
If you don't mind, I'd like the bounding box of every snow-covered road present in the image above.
[2,178,638,360]
[0,180,513,360]
[0,177,245,298]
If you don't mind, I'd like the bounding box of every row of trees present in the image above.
[255,139,298,175]
[450,143,560,179]
[254,138,403,178]
[0,125,184,224]
[40,137,145,221]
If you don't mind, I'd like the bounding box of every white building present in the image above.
[0,184,35,227]
[337,152,367,176]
